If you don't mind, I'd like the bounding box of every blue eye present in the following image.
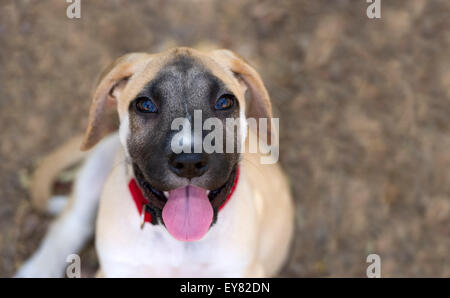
[136,97,158,113]
[215,94,235,110]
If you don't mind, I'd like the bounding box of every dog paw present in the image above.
[47,195,68,216]
[14,256,65,278]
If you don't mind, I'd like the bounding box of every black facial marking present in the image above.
[127,55,241,225]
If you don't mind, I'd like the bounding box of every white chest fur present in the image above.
[95,154,260,277]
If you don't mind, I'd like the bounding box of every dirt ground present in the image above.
[0,0,449,277]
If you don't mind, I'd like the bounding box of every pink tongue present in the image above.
[162,185,213,242]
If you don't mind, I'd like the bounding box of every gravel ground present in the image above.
[0,0,449,277]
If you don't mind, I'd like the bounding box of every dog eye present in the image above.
[135,97,158,113]
[215,94,235,111]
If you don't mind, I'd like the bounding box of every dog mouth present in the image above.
[133,164,238,242]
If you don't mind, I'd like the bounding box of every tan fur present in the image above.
[24,47,294,277]
[209,49,274,144]
[241,148,294,276]
[30,134,87,212]
[81,53,154,150]
[82,47,268,148]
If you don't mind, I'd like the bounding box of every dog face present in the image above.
[127,55,241,192]
[81,48,272,241]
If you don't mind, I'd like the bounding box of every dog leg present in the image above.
[15,134,120,277]
[46,195,69,216]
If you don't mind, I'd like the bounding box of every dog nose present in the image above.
[169,153,209,178]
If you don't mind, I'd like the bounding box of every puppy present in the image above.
[16,47,294,277]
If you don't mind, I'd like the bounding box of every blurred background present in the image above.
[0,0,449,277]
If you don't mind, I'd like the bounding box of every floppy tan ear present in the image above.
[210,49,274,143]
[81,53,151,151]
[210,49,272,119]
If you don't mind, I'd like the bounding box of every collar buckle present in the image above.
[140,204,146,229]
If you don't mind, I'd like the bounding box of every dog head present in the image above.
[81,47,272,241]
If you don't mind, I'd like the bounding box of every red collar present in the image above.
[128,166,240,227]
